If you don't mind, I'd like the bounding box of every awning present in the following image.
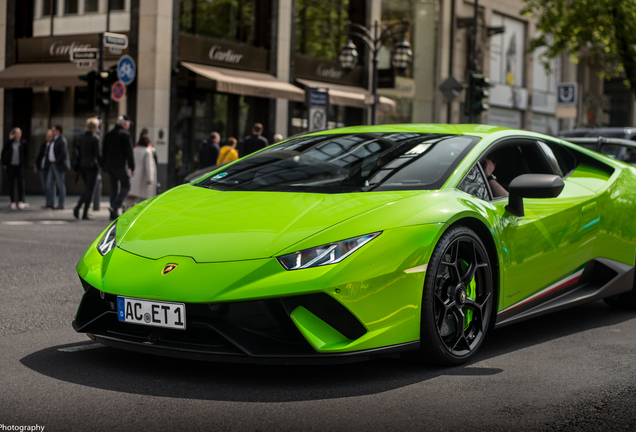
[181,61,305,102]
[296,78,396,111]
[0,61,115,88]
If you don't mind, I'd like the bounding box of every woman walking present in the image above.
[1,127,28,210]
[127,133,157,209]
[73,117,101,220]
[217,137,239,165]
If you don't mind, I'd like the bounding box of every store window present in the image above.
[64,0,79,15]
[85,0,99,13]
[294,0,349,61]
[109,0,125,11]
[179,0,269,47]
[42,0,58,16]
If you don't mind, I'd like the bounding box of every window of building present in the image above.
[110,0,125,11]
[490,14,526,87]
[42,0,58,16]
[180,0,266,47]
[294,0,349,61]
[85,0,99,13]
[64,0,79,15]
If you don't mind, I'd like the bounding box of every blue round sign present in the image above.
[117,55,136,86]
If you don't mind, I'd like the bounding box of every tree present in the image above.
[522,0,636,95]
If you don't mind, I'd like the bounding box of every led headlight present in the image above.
[277,232,381,270]
[97,222,117,256]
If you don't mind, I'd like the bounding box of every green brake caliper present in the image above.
[460,260,476,330]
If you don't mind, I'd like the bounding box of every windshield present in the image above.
[196,133,479,193]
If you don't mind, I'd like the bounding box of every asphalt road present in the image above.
[1,196,635,431]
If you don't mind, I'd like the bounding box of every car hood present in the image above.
[118,185,419,262]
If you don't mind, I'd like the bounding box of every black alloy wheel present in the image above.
[417,225,494,365]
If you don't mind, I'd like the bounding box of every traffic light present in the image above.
[465,72,492,121]
[96,68,118,109]
[79,70,98,110]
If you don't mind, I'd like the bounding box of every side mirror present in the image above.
[505,174,564,217]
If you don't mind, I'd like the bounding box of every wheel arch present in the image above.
[447,217,500,328]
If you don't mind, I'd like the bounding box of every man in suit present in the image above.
[199,132,221,169]
[45,125,71,209]
[241,123,268,157]
[103,115,135,220]
[34,129,55,208]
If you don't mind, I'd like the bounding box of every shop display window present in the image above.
[294,0,350,61]
[180,0,270,47]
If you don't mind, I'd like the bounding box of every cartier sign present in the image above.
[209,45,244,65]
[49,41,92,58]
[17,33,128,63]
[316,64,343,80]
[295,54,363,86]
[180,33,269,72]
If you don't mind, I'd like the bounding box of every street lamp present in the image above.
[338,19,413,125]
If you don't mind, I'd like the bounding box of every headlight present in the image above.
[97,222,117,256]
[277,232,381,270]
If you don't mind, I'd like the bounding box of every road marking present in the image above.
[1,220,70,225]
[58,343,104,353]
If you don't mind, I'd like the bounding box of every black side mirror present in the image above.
[505,174,565,217]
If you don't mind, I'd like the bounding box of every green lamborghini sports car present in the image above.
[73,124,636,365]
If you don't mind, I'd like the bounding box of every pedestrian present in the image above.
[241,123,268,156]
[200,132,221,168]
[34,129,54,208]
[73,117,101,220]
[103,115,135,220]
[216,137,239,165]
[273,133,284,143]
[126,133,157,209]
[46,125,71,210]
[1,127,28,210]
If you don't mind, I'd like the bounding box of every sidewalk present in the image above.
[0,194,112,222]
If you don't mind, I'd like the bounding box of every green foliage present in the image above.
[522,0,636,93]
[180,0,255,44]
[295,0,349,60]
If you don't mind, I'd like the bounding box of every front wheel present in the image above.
[417,226,494,366]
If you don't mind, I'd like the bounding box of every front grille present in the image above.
[73,283,367,358]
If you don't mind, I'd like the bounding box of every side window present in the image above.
[481,140,554,191]
[458,164,490,201]
[542,141,578,176]
[537,141,563,176]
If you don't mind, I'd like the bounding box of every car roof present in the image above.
[306,123,514,138]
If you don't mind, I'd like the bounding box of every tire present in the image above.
[416,225,494,366]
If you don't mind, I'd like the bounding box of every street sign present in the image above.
[117,55,136,85]
[76,61,92,69]
[557,83,578,106]
[111,80,126,102]
[70,48,98,62]
[439,76,464,101]
[307,88,329,132]
[104,32,129,50]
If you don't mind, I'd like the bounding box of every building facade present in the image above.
[0,0,633,196]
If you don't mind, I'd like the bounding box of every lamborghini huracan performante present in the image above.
[73,125,636,365]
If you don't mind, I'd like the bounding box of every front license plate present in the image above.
[117,297,186,330]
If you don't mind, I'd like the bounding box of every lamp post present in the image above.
[338,19,413,125]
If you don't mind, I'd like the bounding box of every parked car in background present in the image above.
[562,137,636,167]
[558,127,636,140]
